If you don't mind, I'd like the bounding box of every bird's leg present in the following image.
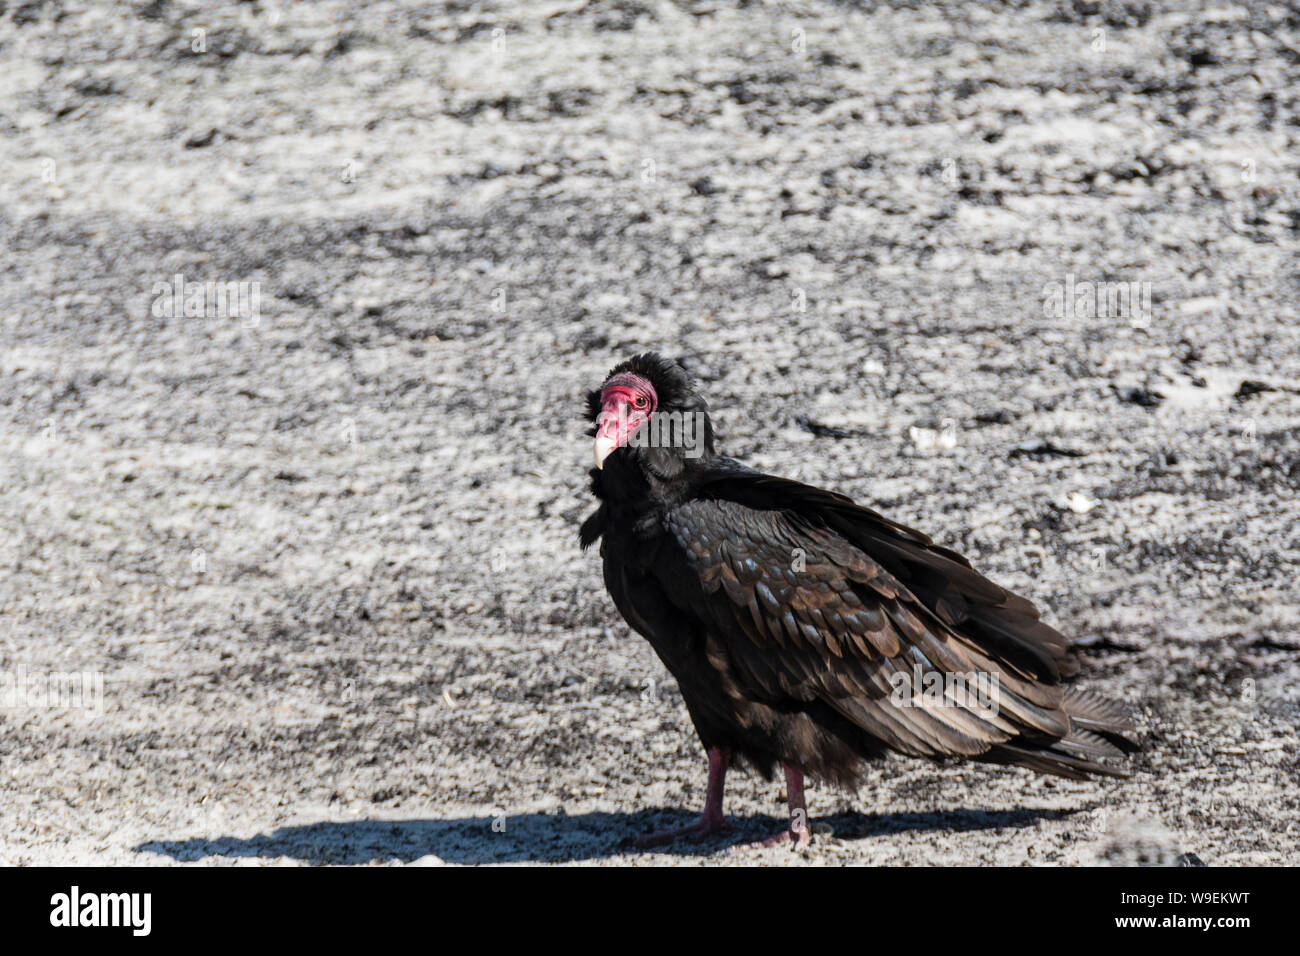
[633,747,730,848]
[747,763,813,849]
[783,764,813,847]
[700,746,729,828]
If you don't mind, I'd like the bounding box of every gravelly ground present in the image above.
[0,0,1297,866]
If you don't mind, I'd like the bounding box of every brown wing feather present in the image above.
[664,502,1064,759]
[697,468,1076,681]
[661,475,1136,776]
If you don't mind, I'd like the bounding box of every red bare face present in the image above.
[594,372,658,468]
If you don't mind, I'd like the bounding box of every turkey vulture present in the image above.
[581,353,1138,848]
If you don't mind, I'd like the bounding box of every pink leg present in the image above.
[634,747,730,848]
[748,763,813,849]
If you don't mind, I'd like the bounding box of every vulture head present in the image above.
[586,353,715,480]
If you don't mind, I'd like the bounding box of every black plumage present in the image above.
[581,353,1138,846]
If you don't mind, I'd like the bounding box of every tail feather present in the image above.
[979,689,1140,780]
[1063,687,1139,746]
[1054,727,1129,761]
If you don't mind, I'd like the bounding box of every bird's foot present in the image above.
[633,813,730,849]
[736,820,813,852]
[733,764,813,851]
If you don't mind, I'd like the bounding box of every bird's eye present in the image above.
[633,395,648,409]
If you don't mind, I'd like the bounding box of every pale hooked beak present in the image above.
[593,408,625,469]
[594,434,617,469]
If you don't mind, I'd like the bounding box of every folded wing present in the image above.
[657,467,1135,776]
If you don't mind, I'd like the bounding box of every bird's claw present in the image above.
[735,823,813,852]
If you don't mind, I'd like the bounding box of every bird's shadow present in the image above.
[136,807,1070,865]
